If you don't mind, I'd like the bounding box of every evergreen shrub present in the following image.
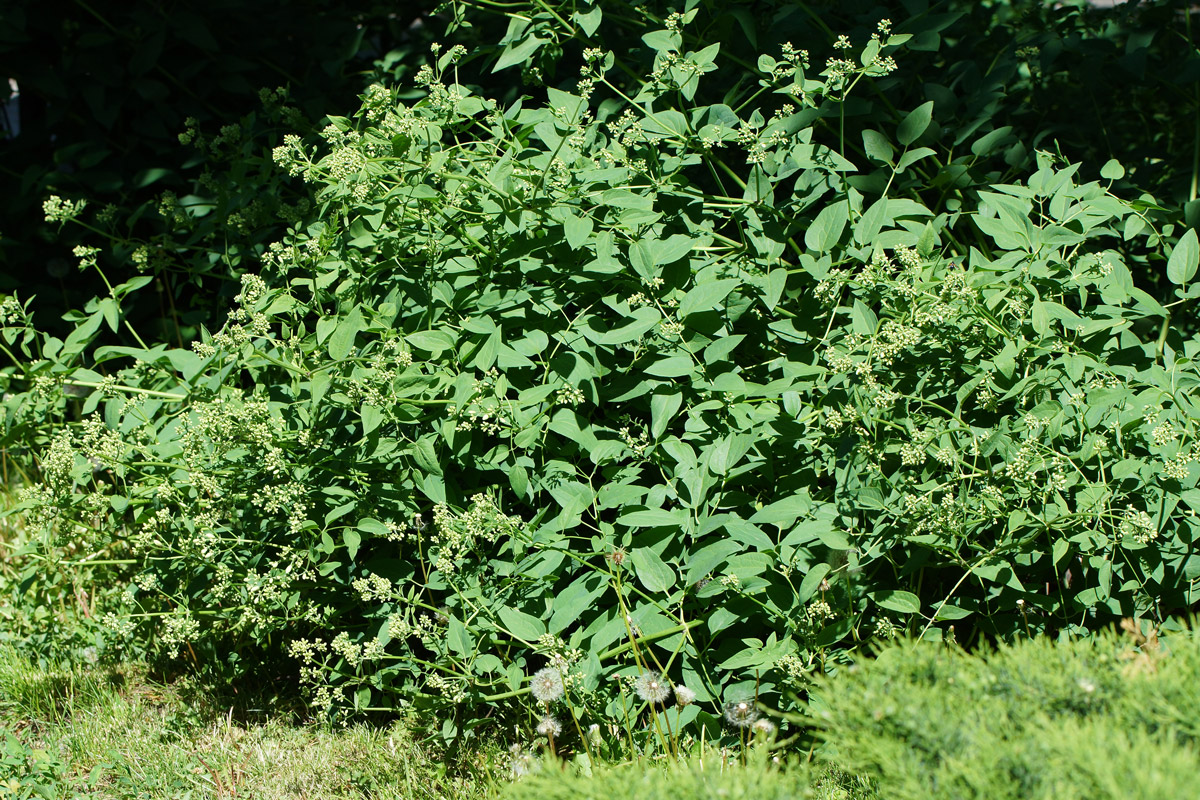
[809,623,1200,800]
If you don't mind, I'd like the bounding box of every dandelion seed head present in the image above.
[723,698,758,728]
[674,685,696,706]
[536,714,562,738]
[752,718,777,737]
[530,667,565,703]
[634,671,671,704]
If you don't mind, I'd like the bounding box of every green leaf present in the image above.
[573,5,603,36]
[447,616,473,657]
[1100,159,1125,181]
[563,212,594,250]
[874,589,921,614]
[98,297,120,333]
[862,130,894,165]
[805,200,850,253]
[971,126,1013,156]
[743,165,772,205]
[896,146,937,173]
[898,101,934,146]
[1032,299,1051,335]
[933,604,974,621]
[685,539,741,584]
[411,436,442,475]
[1097,559,1113,600]
[329,306,365,361]
[585,307,662,345]
[343,529,362,561]
[631,547,676,593]
[549,574,607,633]
[916,221,939,256]
[493,34,546,72]
[645,355,694,378]
[854,197,889,245]
[361,404,384,436]
[642,29,681,53]
[509,463,529,497]
[851,299,878,336]
[679,278,739,318]
[406,329,457,354]
[650,392,683,439]
[1167,228,1199,285]
[798,563,831,603]
[357,518,390,536]
[619,508,687,527]
[497,606,546,642]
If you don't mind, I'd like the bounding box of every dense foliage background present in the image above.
[3,0,1200,760]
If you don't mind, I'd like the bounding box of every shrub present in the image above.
[808,622,1200,800]
[6,1,1200,752]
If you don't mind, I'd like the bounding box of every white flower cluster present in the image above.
[160,613,200,651]
[430,494,524,574]
[1119,508,1158,545]
[43,195,86,223]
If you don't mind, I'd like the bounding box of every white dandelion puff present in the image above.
[723,698,758,728]
[536,714,562,738]
[633,671,671,704]
[752,718,777,737]
[530,667,565,703]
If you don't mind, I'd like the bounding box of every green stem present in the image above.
[64,381,185,401]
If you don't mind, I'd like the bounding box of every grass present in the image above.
[0,644,879,799]
[0,644,506,799]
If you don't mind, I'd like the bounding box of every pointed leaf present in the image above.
[632,547,676,593]
[1167,228,1199,285]
[898,101,934,146]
